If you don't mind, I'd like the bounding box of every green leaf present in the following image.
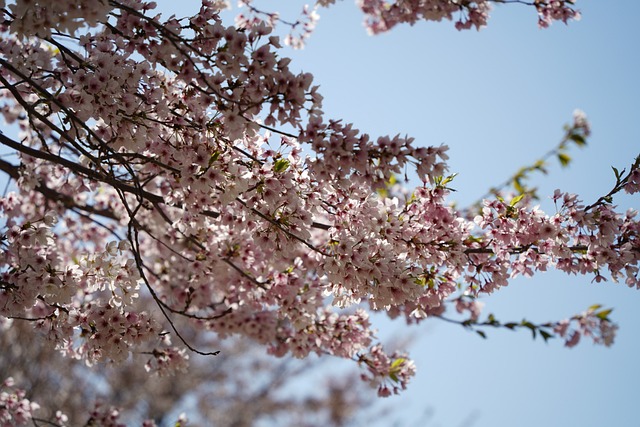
[540,330,553,342]
[612,166,622,181]
[208,150,220,166]
[442,173,458,185]
[435,173,458,190]
[521,320,537,339]
[557,152,571,167]
[588,304,603,311]
[509,194,525,207]
[476,330,487,339]
[513,178,524,195]
[533,159,546,171]
[273,158,290,173]
[569,133,587,147]
[596,308,613,320]
[390,358,406,370]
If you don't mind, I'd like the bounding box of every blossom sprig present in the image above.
[143,347,190,376]
[437,302,617,347]
[353,0,580,34]
[358,344,416,397]
[356,0,492,34]
[467,109,591,214]
[3,0,112,38]
[532,0,581,29]
[554,304,618,347]
[466,177,640,292]
[0,377,41,427]
[236,0,321,49]
[585,155,640,210]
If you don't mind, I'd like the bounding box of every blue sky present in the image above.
[170,2,640,426]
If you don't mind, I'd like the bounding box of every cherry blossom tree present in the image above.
[0,0,638,425]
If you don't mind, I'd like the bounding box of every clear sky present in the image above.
[168,2,640,426]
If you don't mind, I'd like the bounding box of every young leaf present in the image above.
[209,150,220,166]
[390,358,406,370]
[521,320,537,339]
[510,194,525,207]
[514,178,525,194]
[273,158,290,173]
[557,152,571,167]
[569,133,587,146]
[533,159,547,173]
[611,166,624,181]
[539,330,553,342]
[596,308,613,320]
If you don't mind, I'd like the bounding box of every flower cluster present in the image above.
[144,347,190,376]
[455,296,485,322]
[350,0,581,33]
[625,166,640,194]
[84,403,126,427]
[554,306,618,348]
[236,0,321,49]
[0,378,40,427]
[466,189,640,292]
[359,345,416,397]
[354,0,491,33]
[535,0,581,28]
[6,0,112,37]
[67,304,159,364]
